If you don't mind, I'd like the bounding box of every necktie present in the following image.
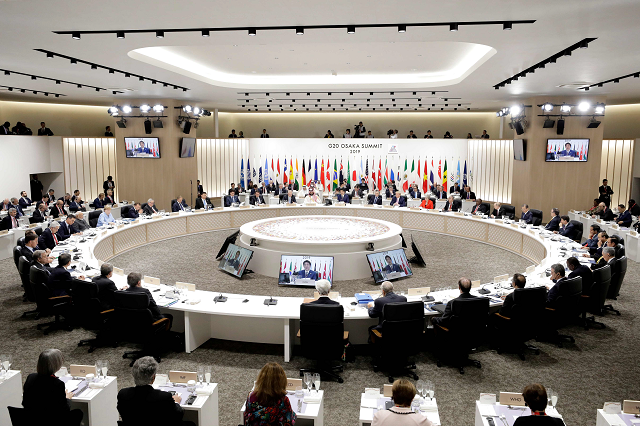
[467,193,469,199]
[12,217,17,228]
[53,233,58,245]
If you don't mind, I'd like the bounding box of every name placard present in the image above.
[529,230,536,235]
[0,230,8,235]
[144,275,160,285]
[286,378,303,391]
[239,205,250,209]
[408,287,430,295]
[132,219,140,224]
[169,212,180,216]
[117,224,124,229]
[70,364,97,376]
[195,208,204,211]
[176,282,196,292]
[113,267,124,276]
[499,392,525,406]
[258,204,269,208]
[383,384,393,397]
[623,400,640,414]
[335,202,346,206]
[480,393,497,404]
[409,207,421,211]
[611,224,619,229]
[28,223,39,228]
[363,204,374,208]
[287,203,296,207]
[383,205,394,209]
[363,290,381,296]
[213,207,224,211]
[101,230,108,236]
[510,223,519,228]
[494,274,509,283]
[169,371,197,384]
[454,212,464,216]
[630,230,638,237]
[471,280,480,288]
[526,265,536,274]
[364,388,380,398]
[151,215,161,220]
[603,402,622,414]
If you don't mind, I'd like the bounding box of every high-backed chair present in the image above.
[18,256,38,318]
[493,287,546,360]
[370,301,424,382]
[33,274,73,335]
[88,210,102,227]
[7,406,29,426]
[120,205,131,217]
[34,227,43,236]
[141,203,148,212]
[16,237,25,247]
[582,265,611,329]
[604,256,626,315]
[74,282,114,352]
[544,276,582,347]
[428,196,437,207]
[502,205,516,220]
[569,220,583,242]
[298,303,346,383]
[530,209,543,226]
[110,291,171,366]
[29,216,43,224]
[481,202,491,214]
[434,297,489,373]
[12,246,22,269]
[170,199,177,211]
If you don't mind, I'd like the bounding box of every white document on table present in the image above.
[478,404,496,417]
[361,399,378,408]
[64,380,82,392]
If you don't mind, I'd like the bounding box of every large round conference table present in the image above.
[68,204,581,362]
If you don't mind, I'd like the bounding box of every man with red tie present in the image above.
[472,199,489,215]
[0,208,20,231]
[49,200,67,218]
[38,221,61,250]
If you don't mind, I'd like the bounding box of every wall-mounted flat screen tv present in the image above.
[180,137,196,158]
[546,139,589,162]
[125,137,160,158]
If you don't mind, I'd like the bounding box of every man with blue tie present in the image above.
[250,189,266,205]
[583,224,600,248]
[555,216,577,240]
[172,196,188,212]
[368,189,382,205]
[337,188,351,204]
[57,215,81,240]
[521,204,533,224]
[19,191,32,209]
[409,184,421,199]
[435,184,447,200]
[296,260,318,280]
[558,142,578,157]
[282,189,296,205]
[224,190,240,207]
[616,204,632,227]
[382,255,402,274]
[195,193,211,210]
[545,208,561,231]
[94,193,105,209]
[391,191,406,207]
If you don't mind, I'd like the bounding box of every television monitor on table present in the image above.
[217,243,253,278]
[278,255,333,287]
[180,137,196,158]
[546,139,589,162]
[125,137,160,158]
[367,248,413,283]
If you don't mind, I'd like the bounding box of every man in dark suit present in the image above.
[228,183,237,195]
[48,253,85,297]
[37,122,54,136]
[628,199,640,217]
[196,180,204,195]
[368,189,383,205]
[21,233,39,260]
[30,175,44,201]
[308,280,338,305]
[281,190,296,204]
[57,215,79,241]
[224,191,240,207]
[472,199,489,215]
[249,191,266,205]
[32,250,53,275]
[19,191,32,209]
[566,256,594,295]
[558,142,578,157]
[443,196,461,212]
[582,231,608,260]
[72,211,90,232]
[32,203,49,222]
[545,208,561,231]
[92,263,119,309]
[266,181,276,193]
[260,129,270,138]
[124,203,142,219]
[117,356,191,426]
[94,193,106,209]
[607,235,624,259]
[38,222,61,250]
[490,202,505,218]
[0,208,20,231]
[143,199,159,215]
[591,247,617,271]
[498,273,527,318]
[275,183,286,197]
[391,191,406,207]
[351,184,364,199]
[9,198,24,217]
[583,224,601,248]
[337,189,351,204]
[367,281,407,330]
[461,185,476,201]
[434,185,447,200]
[125,272,172,326]
[49,200,66,218]
[195,193,211,210]
[452,183,462,194]
[385,185,394,199]
[595,202,614,222]
[408,185,421,199]
[599,179,614,207]
[546,264,567,307]
[171,196,188,212]
[69,196,85,212]
[520,204,533,223]
[556,216,577,240]
[296,260,318,280]
[59,193,72,206]
[225,251,242,270]
[431,278,476,328]
[616,204,632,227]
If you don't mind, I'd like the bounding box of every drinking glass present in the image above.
[0,355,5,376]
[303,372,312,392]
[416,380,424,402]
[546,388,553,407]
[197,366,205,386]
[204,366,212,384]
[95,360,103,379]
[2,355,12,373]
[187,380,196,394]
[313,373,321,393]
[550,389,558,408]
[428,381,434,400]
[422,383,428,400]
[295,386,304,399]
[101,360,109,379]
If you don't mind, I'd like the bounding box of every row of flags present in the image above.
[240,156,470,193]
[280,258,333,282]
[368,253,411,275]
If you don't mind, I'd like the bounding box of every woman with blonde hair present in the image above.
[372,379,432,426]
[244,362,296,425]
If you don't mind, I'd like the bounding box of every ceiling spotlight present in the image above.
[46,52,54,58]
[183,105,192,113]
[542,103,554,112]
[248,28,256,36]
[560,104,571,113]
[564,50,571,57]
[503,22,512,30]
[109,106,119,114]
[116,31,125,39]
[156,31,164,38]
[95,88,99,92]
[584,87,590,91]
[578,101,590,112]
[347,26,355,34]
[614,78,620,83]
[70,59,77,64]
[153,104,164,113]
[398,25,407,33]
[201,30,210,37]
[496,111,502,117]
[140,104,151,113]
[510,105,522,116]
[594,103,605,114]
[450,23,459,32]
[124,73,130,77]
[31,76,36,80]
[20,89,25,93]
[193,107,202,115]
[72,32,81,40]
[7,87,12,91]
[91,64,97,69]
[579,40,589,49]
[296,27,304,35]
[138,76,144,81]
[3,71,9,75]
[122,105,132,114]
[634,73,640,78]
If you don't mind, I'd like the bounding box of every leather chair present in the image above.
[34,227,43,236]
[29,216,43,224]
[32,271,73,335]
[16,236,25,247]
[120,205,131,217]
[18,256,38,318]
[110,291,171,366]
[582,265,611,329]
[8,406,29,426]
[612,234,625,246]
[502,205,516,220]
[434,297,489,373]
[28,265,49,320]
[428,196,437,208]
[614,244,625,259]
[481,202,491,214]
[141,203,149,212]
[298,303,346,383]
[75,282,114,352]
[530,209,543,226]
[544,276,582,347]
[88,210,102,227]
[604,256,626,315]
[170,199,177,211]
[493,287,546,360]
[569,220,583,242]
[12,246,22,269]
[370,301,424,382]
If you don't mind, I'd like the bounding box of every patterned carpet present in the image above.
[1,229,638,426]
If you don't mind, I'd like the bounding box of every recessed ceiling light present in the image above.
[248,28,256,36]
[202,30,210,37]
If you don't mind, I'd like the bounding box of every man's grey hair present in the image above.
[49,221,60,228]
[603,247,615,257]
[101,263,114,276]
[132,356,158,386]
[127,272,142,287]
[147,198,154,203]
[552,208,560,216]
[76,211,84,218]
[315,279,331,296]
[33,250,46,262]
[10,197,17,203]
[381,281,394,293]
[550,263,565,277]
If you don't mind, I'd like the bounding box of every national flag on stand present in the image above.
[352,158,358,184]
[364,158,369,185]
[264,157,269,183]
[339,157,344,184]
[320,159,325,187]
[384,159,389,186]
[323,264,327,279]
[359,157,363,184]
[271,158,275,183]
[314,158,318,181]
[283,159,288,184]
[463,161,468,187]
[423,160,429,193]
[438,159,442,183]
[377,158,382,190]
[293,158,298,186]
[289,157,294,184]
[347,159,351,186]
[402,158,409,191]
[371,157,376,188]
[276,158,281,184]
[457,160,461,187]
[259,166,262,183]
[390,167,395,183]
[443,160,448,192]
[302,159,306,185]
[430,158,434,186]
[326,157,331,186]
[410,158,415,185]
[333,159,338,190]
[247,159,251,186]
[240,159,245,188]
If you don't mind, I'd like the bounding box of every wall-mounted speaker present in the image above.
[144,119,152,134]
[183,121,192,134]
[543,119,555,128]
[557,119,565,135]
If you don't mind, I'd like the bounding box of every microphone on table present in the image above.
[214,293,227,303]
[264,296,277,306]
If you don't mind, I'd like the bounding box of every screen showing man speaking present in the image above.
[367,249,413,283]
[218,243,253,278]
[278,255,333,287]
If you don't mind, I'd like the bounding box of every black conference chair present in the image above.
[170,199,177,211]
[16,236,25,247]
[582,265,611,329]
[544,276,582,347]
[569,220,583,242]
[434,297,489,374]
[502,205,516,220]
[12,246,22,270]
[8,406,29,426]
[88,210,102,228]
[75,282,114,352]
[493,287,546,360]
[298,303,346,383]
[120,205,131,217]
[604,256,626,315]
[141,203,149,212]
[481,202,491,213]
[530,209,543,226]
[34,227,43,236]
[18,256,38,318]
[612,234,625,246]
[29,216,43,224]
[110,291,171,366]
[428,196,437,207]
[614,244,626,259]
[370,301,424,382]
[33,276,73,335]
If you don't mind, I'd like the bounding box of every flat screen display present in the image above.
[278,255,334,286]
[125,137,160,158]
[513,139,526,161]
[546,139,589,162]
[217,243,253,278]
[180,137,196,158]
[367,249,413,283]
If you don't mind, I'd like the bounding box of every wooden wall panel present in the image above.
[196,138,248,197]
[467,139,513,204]
[63,138,117,202]
[600,139,635,208]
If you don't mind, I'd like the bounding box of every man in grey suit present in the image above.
[367,281,407,330]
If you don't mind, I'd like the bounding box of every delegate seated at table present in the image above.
[243,362,296,426]
[513,383,564,426]
[307,279,338,305]
[97,206,116,227]
[296,260,317,280]
[372,379,432,426]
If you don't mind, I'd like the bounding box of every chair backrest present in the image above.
[615,244,626,259]
[12,246,22,269]
[612,234,625,246]
[591,265,612,310]
[554,276,583,318]
[8,406,29,426]
[73,282,105,327]
[121,205,131,216]
[530,209,543,226]
[481,202,491,213]
[512,287,547,318]
[16,237,25,247]
[448,297,490,349]
[89,209,102,227]
[18,255,32,287]
[502,205,516,219]
[608,256,626,298]
[299,303,344,361]
[380,301,425,359]
[34,227,43,236]
[569,220,583,241]
[170,199,177,210]
[112,291,156,341]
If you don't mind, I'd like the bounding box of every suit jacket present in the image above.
[472,203,489,215]
[368,194,383,205]
[10,204,24,217]
[308,296,339,305]
[546,277,568,306]
[68,201,85,212]
[451,185,462,194]
[32,261,51,275]
[337,194,351,203]
[22,373,72,423]
[296,269,318,280]
[93,197,104,209]
[125,208,140,219]
[433,292,477,328]
[171,201,187,212]
[249,195,265,205]
[125,286,163,320]
[599,208,614,222]
[260,133,270,138]
[143,204,159,215]
[584,235,598,248]
[50,204,66,218]
[513,415,565,426]
[57,221,74,240]
[591,257,615,271]
[195,197,211,210]
[274,187,286,196]
[117,385,184,426]
[224,195,240,207]
[21,245,36,261]
[599,185,613,200]
[38,127,53,136]
[32,209,47,222]
[197,184,204,194]
[0,215,19,231]
[569,265,594,295]
[617,210,632,227]
[629,203,640,217]
[408,189,421,199]
[38,228,58,250]
[444,200,462,212]
[72,218,90,232]
[545,216,561,231]
[92,275,118,309]
[558,223,577,240]
[351,189,364,199]
[19,196,32,208]
[390,196,406,207]
[491,207,506,218]
[385,188,393,198]
[435,190,447,199]
[461,190,476,200]
[368,291,408,328]
[521,210,533,223]
[281,194,296,204]
[47,265,73,296]
[103,195,115,205]
[499,291,516,318]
